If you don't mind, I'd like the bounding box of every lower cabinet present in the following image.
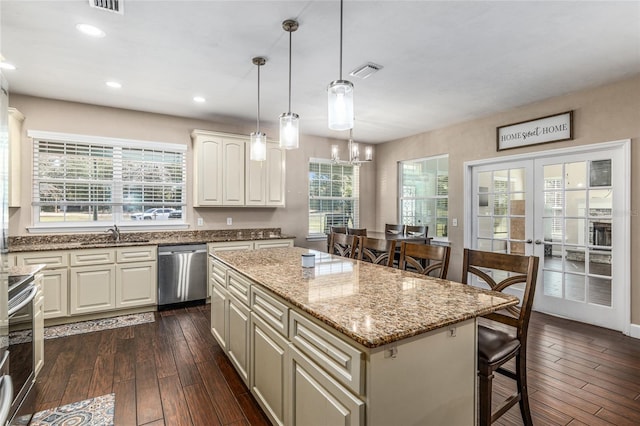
[288,346,364,426]
[227,295,250,385]
[250,313,288,426]
[116,260,157,308]
[70,264,116,315]
[34,273,45,377]
[210,282,228,351]
[42,267,68,319]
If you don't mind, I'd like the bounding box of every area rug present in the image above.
[9,312,155,343]
[28,393,115,426]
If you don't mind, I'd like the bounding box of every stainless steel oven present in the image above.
[7,274,36,425]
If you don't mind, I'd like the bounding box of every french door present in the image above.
[468,141,629,332]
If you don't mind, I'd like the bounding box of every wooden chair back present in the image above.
[405,225,428,237]
[328,232,357,258]
[397,242,451,279]
[461,249,539,340]
[347,227,367,236]
[330,226,347,234]
[385,223,405,234]
[356,237,396,266]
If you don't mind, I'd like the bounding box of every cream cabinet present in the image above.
[33,273,45,377]
[115,246,157,308]
[227,294,250,386]
[14,251,70,320]
[246,142,286,207]
[8,108,25,207]
[254,239,294,250]
[192,130,246,206]
[210,281,228,351]
[70,263,116,315]
[192,129,285,207]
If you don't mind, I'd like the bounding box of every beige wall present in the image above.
[375,74,640,324]
[7,95,376,250]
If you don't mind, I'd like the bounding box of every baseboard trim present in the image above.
[629,323,640,339]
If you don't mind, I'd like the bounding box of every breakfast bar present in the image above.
[209,246,518,426]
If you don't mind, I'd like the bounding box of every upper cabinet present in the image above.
[192,130,285,207]
[8,108,25,207]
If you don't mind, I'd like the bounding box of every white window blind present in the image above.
[308,159,359,236]
[31,131,186,227]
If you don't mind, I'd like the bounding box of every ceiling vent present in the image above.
[89,0,123,15]
[349,62,383,79]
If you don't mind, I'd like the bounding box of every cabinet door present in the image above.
[193,134,223,206]
[250,313,287,426]
[43,268,69,319]
[288,346,364,426]
[227,295,250,385]
[266,144,286,206]
[246,154,266,206]
[8,108,25,207]
[223,139,246,205]
[210,283,228,350]
[70,265,116,315]
[34,292,45,377]
[116,261,157,308]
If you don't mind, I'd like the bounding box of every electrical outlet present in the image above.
[226,217,232,225]
[452,218,458,227]
[197,218,203,226]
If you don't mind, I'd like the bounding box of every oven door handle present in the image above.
[8,285,37,317]
[0,374,13,425]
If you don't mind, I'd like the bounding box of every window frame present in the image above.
[308,157,360,239]
[398,154,449,240]
[28,130,187,232]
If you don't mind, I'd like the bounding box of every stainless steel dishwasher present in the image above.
[157,244,207,309]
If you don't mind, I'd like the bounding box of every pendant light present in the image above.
[250,57,267,162]
[327,0,354,131]
[279,19,299,150]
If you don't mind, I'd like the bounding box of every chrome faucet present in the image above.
[105,224,120,242]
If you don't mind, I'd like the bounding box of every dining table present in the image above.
[366,230,432,245]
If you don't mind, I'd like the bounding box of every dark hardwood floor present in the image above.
[34,305,640,425]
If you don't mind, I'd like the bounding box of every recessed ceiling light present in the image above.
[76,23,106,38]
[0,62,16,70]
[106,81,122,89]
[193,96,206,103]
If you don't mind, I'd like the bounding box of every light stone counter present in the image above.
[213,246,518,348]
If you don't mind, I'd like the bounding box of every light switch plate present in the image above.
[226,217,232,225]
[197,218,203,226]
[452,218,458,227]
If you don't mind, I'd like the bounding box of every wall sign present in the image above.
[497,111,573,151]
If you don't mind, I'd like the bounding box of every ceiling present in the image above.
[1,1,639,144]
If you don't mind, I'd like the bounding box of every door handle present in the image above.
[526,239,532,244]
[0,374,14,425]
[535,239,542,245]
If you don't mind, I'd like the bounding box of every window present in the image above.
[30,131,186,228]
[308,159,359,237]
[399,155,448,238]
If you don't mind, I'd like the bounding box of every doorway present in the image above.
[465,140,630,332]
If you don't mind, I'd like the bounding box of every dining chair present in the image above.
[330,226,347,234]
[396,242,450,279]
[461,249,539,426]
[384,223,404,234]
[355,236,396,266]
[347,227,367,236]
[405,225,428,237]
[328,232,357,258]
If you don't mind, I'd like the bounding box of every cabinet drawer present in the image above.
[254,239,293,249]
[251,285,289,337]
[227,269,251,306]
[208,241,254,255]
[71,249,116,266]
[16,251,69,268]
[211,258,227,287]
[290,311,364,395]
[117,245,157,263]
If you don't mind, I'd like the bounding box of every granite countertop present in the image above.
[213,247,519,349]
[8,228,293,252]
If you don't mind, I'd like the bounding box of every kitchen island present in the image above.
[210,247,518,426]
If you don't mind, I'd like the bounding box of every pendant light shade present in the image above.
[328,0,354,130]
[280,19,300,150]
[250,57,267,162]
